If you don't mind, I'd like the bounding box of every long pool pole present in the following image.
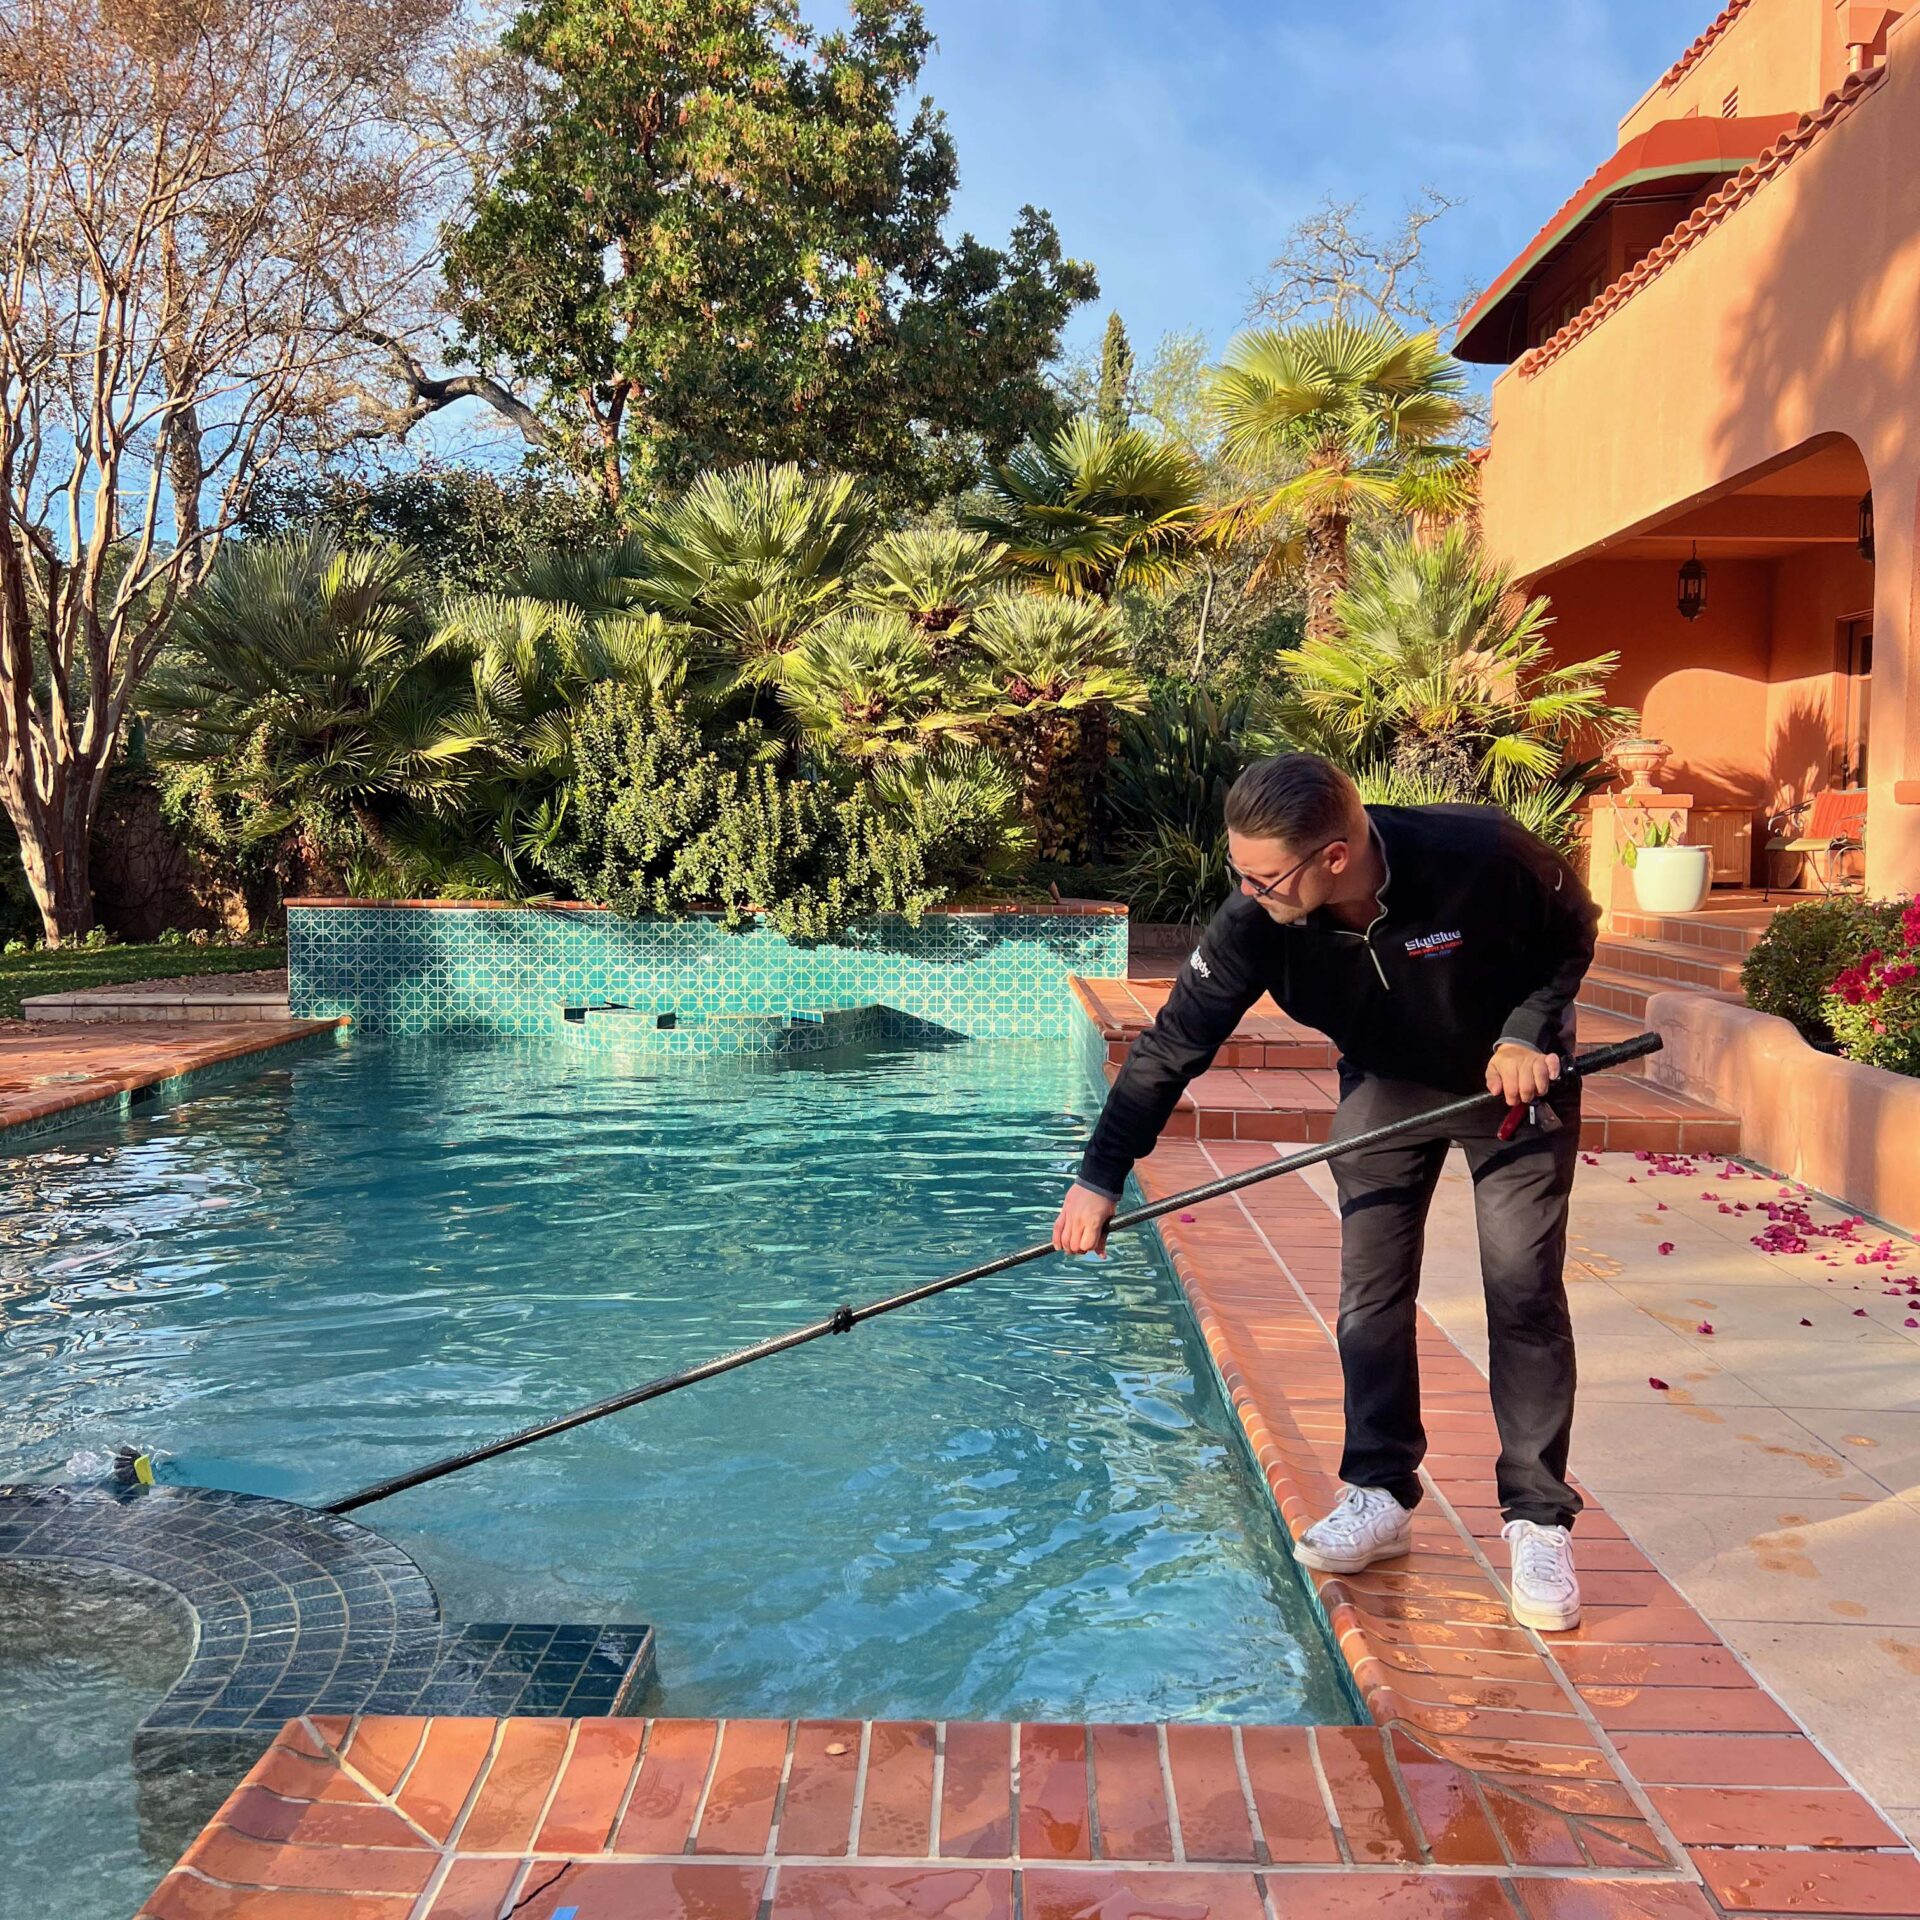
[321,1032,1663,1516]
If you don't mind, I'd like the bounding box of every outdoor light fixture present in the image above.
[1859,490,1875,561]
[1677,543,1708,621]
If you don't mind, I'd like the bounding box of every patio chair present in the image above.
[1762,788,1868,898]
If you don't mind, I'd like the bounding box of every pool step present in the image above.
[563,1002,961,1056]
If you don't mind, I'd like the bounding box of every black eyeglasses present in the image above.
[1228,841,1338,901]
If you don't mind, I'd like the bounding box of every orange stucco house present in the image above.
[1463,0,1920,897]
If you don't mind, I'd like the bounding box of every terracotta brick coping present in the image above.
[0,1018,345,1140]
[286,896,1130,918]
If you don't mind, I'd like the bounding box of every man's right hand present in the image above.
[1053,1183,1117,1257]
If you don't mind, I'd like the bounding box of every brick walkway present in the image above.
[0,1017,341,1136]
[133,1055,1920,1917]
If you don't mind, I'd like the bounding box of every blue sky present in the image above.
[920,0,1718,359]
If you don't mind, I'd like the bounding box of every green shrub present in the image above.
[540,686,1025,941]
[1742,895,1907,1043]
[1110,682,1254,850]
[1121,822,1233,927]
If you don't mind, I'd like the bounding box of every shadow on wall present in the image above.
[1684,695,1840,814]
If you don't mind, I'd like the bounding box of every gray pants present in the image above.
[1328,1069,1583,1529]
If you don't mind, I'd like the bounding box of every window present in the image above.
[1722,87,1740,116]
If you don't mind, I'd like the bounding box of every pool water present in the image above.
[1,1033,1349,1908]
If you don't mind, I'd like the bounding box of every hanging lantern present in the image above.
[1859,490,1875,561]
[1677,543,1708,621]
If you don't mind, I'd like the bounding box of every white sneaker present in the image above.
[1293,1485,1414,1574]
[1503,1519,1581,1631]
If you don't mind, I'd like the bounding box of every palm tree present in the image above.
[148,536,477,876]
[776,610,983,765]
[1209,319,1474,638]
[1254,529,1632,839]
[851,526,1009,652]
[963,417,1218,600]
[969,595,1147,859]
[633,463,879,685]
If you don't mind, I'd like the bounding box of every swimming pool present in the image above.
[0,1031,1350,1912]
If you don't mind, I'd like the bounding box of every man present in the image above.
[1052,753,1599,1632]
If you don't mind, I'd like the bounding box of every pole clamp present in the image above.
[829,1304,856,1335]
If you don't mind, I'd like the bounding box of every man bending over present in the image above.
[1053,753,1599,1632]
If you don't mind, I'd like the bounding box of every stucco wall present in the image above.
[1480,19,1920,889]
[1620,0,1825,138]
[1539,556,1777,808]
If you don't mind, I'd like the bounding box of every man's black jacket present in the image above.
[1077,804,1600,1200]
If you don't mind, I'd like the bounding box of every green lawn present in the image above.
[0,942,286,1020]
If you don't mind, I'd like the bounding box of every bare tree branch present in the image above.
[352,320,554,449]
[0,0,480,941]
[1249,188,1472,337]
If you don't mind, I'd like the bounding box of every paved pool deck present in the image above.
[0,1016,342,1137]
[6,997,1918,1916]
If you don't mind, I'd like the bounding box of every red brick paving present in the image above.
[0,1016,342,1134]
[126,990,1920,1917]
[1071,977,1742,1154]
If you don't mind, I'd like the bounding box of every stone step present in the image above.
[1077,976,1738,1153]
[1121,1061,1740,1156]
[1570,1003,1652,1072]
[22,991,292,1025]
[1578,966,1744,1024]
[1592,935,1748,994]
[1608,907,1770,958]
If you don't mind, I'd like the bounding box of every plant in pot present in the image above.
[1617,812,1711,914]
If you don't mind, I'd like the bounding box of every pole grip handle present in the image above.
[1568,1032,1664,1078]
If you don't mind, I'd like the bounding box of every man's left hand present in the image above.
[1487,1041,1561,1106]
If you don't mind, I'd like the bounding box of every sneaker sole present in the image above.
[1292,1535,1412,1575]
[1509,1595,1582,1633]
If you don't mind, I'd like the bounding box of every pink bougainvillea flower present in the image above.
[1658,1242,1675,1256]
[1854,1308,1868,1317]
[1649,1377,1670,1391]
[1696,1321,1714,1335]
[1800,1317,1813,1326]
[1178,1214,1195,1223]
[1907,1318,1919,1329]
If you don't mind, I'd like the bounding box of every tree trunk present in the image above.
[4,776,98,946]
[1302,510,1350,640]
[1192,562,1216,677]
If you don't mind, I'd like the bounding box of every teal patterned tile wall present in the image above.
[289,906,1128,1038]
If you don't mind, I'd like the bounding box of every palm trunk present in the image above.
[1303,509,1350,641]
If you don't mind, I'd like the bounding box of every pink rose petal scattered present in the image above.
[1907,1318,1919,1329]
[1649,1377,1670,1391]
[1658,1242,1675,1256]
[1853,1308,1868,1317]
[1800,1318,1813,1326]
[1178,1214,1195,1222]
[1696,1321,1714,1335]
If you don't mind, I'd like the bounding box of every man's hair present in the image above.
[1224,753,1362,849]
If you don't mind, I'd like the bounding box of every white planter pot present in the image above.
[1630,843,1712,914]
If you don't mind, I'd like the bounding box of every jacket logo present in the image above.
[1405,930,1463,958]
[1189,948,1212,978]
